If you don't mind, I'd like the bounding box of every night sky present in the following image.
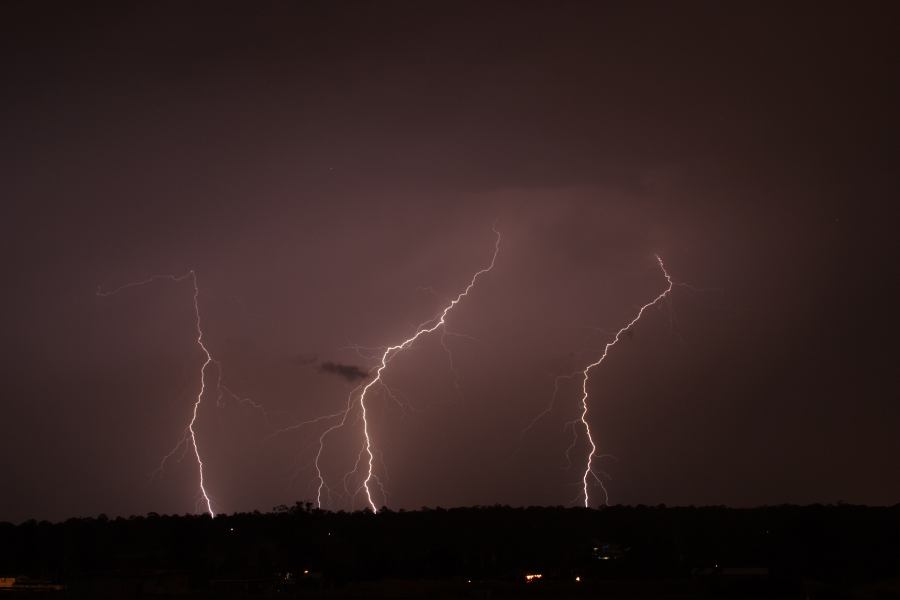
[2,2,898,523]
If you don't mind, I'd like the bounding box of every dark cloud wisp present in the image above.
[319,361,370,382]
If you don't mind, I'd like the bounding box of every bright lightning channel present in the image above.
[577,255,673,508]
[97,270,218,517]
[309,228,501,513]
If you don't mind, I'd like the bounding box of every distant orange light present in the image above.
[575,576,581,582]
[525,573,543,583]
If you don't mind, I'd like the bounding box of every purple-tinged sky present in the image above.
[1,2,897,522]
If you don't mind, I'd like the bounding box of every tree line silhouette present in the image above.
[1,503,897,596]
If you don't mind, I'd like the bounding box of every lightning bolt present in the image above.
[97,270,218,517]
[417,286,481,400]
[306,228,501,513]
[576,255,674,507]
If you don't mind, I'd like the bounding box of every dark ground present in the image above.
[1,504,898,598]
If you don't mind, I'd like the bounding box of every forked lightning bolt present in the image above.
[97,270,218,517]
[577,255,673,507]
[306,228,501,513]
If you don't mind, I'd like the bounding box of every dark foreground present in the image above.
[1,504,898,598]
